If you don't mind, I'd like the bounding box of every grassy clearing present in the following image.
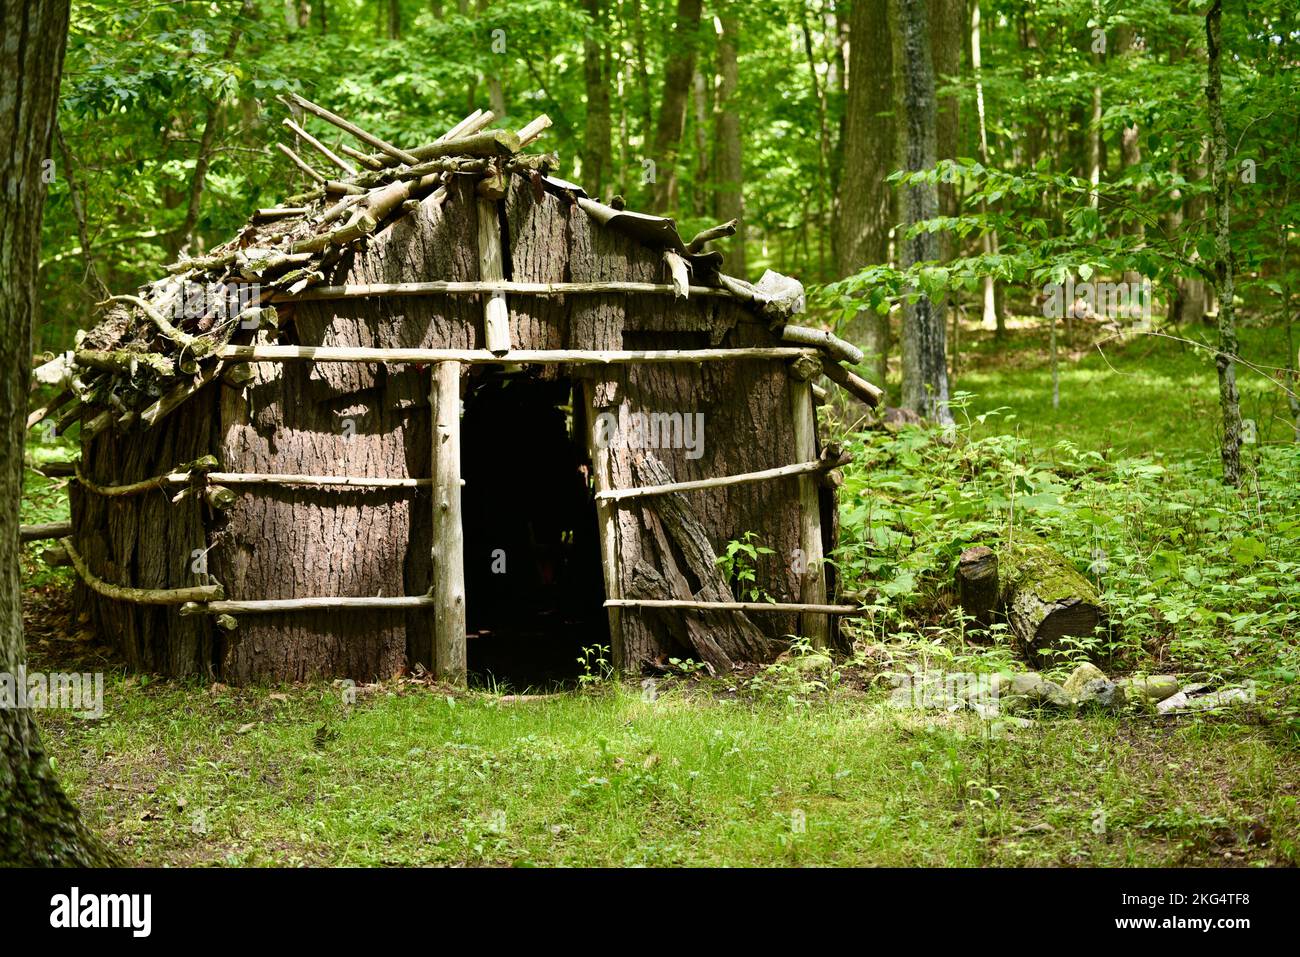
[21,316,1300,867]
[30,652,1300,868]
[953,320,1295,456]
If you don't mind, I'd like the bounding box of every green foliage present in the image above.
[575,643,613,689]
[716,531,775,603]
[831,390,1300,691]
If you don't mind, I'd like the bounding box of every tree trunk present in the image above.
[928,0,961,262]
[896,0,953,424]
[0,0,115,867]
[970,0,1004,335]
[1175,139,1210,325]
[714,4,746,276]
[173,0,255,259]
[650,0,703,213]
[477,0,506,117]
[581,0,612,197]
[1205,0,1241,486]
[1116,26,1145,304]
[836,0,894,395]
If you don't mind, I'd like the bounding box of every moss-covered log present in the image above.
[998,541,1103,664]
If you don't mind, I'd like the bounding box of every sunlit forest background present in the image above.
[41,0,1297,373]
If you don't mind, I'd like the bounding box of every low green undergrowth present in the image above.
[829,399,1300,732]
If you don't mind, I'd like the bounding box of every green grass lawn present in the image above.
[953,319,1295,457]
[30,661,1299,867]
[22,316,1300,867]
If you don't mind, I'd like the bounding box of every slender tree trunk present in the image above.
[801,13,831,278]
[1,0,115,867]
[970,0,1003,335]
[836,0,894,396]
[1177,144,1211,324]
[1116,26,1145,305]
[650,0,703,213]
[1087,3,1103,209]
[387,0,401,38]
[897,0,952,424]
[581,0,613,197]
[692,67,709,216]
[477,0,506,117]
[173,0,255,259]
[1205,0,1241,485]
[714,4,745,275]
[53,123,110,302]
[630,0,655,146]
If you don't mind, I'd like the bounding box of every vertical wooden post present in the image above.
[476,198,511,355]
[789,379,829,647]
[583,380,623,669]
[431,360,467,684]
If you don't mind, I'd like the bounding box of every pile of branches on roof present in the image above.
[32,96,555,439]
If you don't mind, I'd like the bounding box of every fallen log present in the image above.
[955,545,999,633]
[999,541,1103,665]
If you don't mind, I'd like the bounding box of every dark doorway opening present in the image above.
[460,372,609,690]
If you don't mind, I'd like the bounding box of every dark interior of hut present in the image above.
[459,372,609,689]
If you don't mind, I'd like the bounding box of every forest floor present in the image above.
[21,316,1300,867]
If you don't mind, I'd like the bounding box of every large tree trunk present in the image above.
[580,0,613,197]
[836,0,894,395]
[896,0,953,424]
[1206,0,1242,485]
[650,0,703,213]
[714,4,745,276]
[0,0,115,867]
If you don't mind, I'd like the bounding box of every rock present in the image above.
[881,406,925,432]
[1075,678,1122,710]
[1063,662,1107,697]
[792,653,834,674]
[1158,684,1255,714]
[1116,675,1179,703]
[1002,672,1074,711]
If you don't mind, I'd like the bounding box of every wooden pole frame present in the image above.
[219,345,814,365]
[789,379,830,647]
[181,595,433,615]
[596,458,835,503]
[431,361,467,684]
[605,598,858,615]
[476,198,512,355]
[62,536,224,605]
[583,382,623,669]
[276,279,742,303]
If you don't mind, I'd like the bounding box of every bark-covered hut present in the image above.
[46,98,880,685]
